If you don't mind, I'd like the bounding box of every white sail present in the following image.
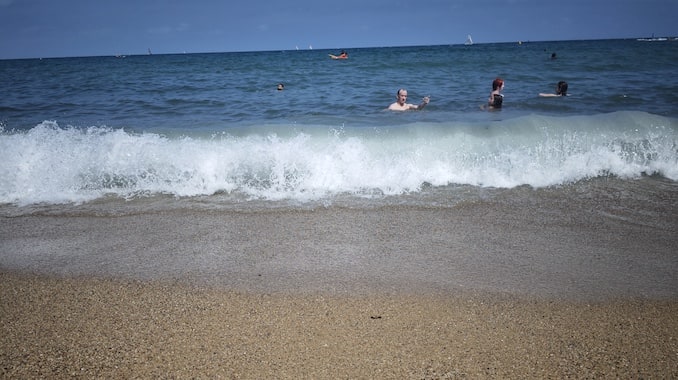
[465,35,473,45]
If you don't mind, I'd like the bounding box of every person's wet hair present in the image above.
[556,81,568,96]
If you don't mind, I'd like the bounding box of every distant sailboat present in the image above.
[464,34,473,46]
[637,33,668,42]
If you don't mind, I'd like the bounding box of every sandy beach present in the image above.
[2,272,677,379]
[1,186,677,378]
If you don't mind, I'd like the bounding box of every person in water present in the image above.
[488,78,504,108]
[388,88,430,111]
[277,83,284,91]
[330,50,348,59]
[539,81,568,97]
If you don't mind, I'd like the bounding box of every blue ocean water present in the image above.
[1,39,677,210]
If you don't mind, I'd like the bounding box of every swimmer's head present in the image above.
[556,81,568,96]
[395,88,408,105]
[277,83,284,91]
[492,78,504,91]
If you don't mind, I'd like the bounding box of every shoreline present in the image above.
[2,271,677,378]
[2,188,677,377]
[2,197,677,300]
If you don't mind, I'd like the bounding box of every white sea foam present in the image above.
[1,112,676,206]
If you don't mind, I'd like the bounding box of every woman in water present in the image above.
[488,77,504,108]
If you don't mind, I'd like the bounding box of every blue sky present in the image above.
[1,0,676,59]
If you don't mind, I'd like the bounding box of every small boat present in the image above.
[637,33,669,42]
[464,34,473,45]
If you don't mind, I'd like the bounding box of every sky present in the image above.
[1,0,676,59]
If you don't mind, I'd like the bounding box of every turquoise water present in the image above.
[1,39,677,208]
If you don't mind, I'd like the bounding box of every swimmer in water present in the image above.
[488,78,504,108]
[388,88,430,111]
[539,81,568,97]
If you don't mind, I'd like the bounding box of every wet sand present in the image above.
[1,198,677,299]
[1,192,677,378]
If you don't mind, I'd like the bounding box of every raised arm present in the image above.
[416,96,430,110]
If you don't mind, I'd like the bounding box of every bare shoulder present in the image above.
[388,103,409,111]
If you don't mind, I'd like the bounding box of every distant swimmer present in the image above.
[329,50,348,59]
[388,88,430,111]
[539,81,568,97]
[487,77,504,109]
[277,83,285,91]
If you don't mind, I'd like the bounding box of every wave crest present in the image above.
[1,112,676,205]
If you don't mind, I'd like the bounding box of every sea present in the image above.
[1,38,677,211]
[1,39,677,298]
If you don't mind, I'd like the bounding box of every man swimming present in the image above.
[388,89,430,111]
